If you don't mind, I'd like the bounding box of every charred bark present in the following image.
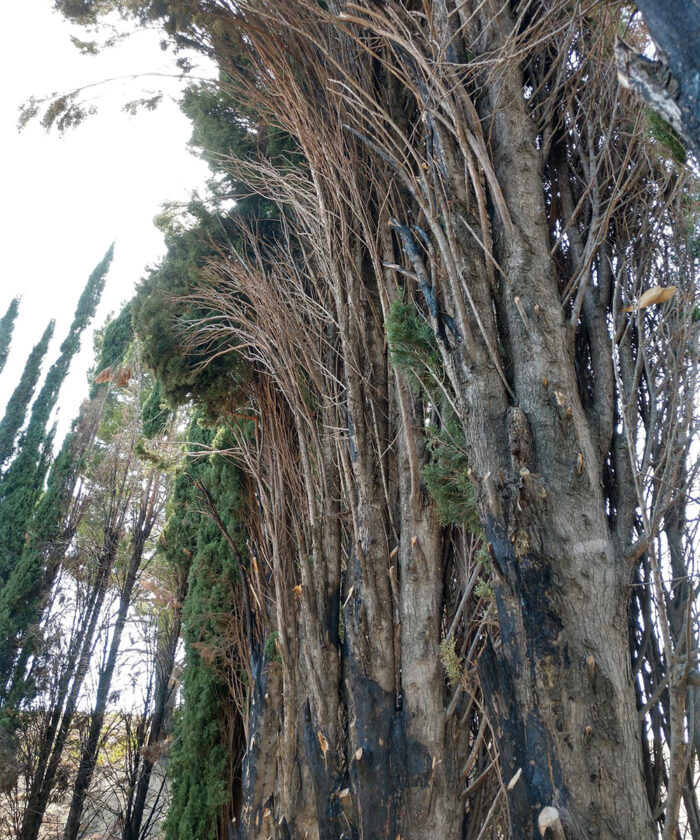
[617,0,700,160]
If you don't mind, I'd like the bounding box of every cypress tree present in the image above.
[0,297,19,376]
[0,416,93,702]
[6,389,120,832]
[0,245,113,586]
[141,378,171,438]
[164,418,247,840]
[0,320,55,470]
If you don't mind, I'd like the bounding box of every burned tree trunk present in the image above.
[617,1,700,160]
[98,1,696,838]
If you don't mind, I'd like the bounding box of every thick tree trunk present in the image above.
[122,2,695,838]
[459,56,655,837]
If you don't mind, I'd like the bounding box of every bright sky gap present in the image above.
[0,0,214,443]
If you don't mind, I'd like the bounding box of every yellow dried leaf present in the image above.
[293,584,302,596]
[622,285,677,312]
[639,285,677,308]
[114,366,131,387]
[93,365,114,384]
[317,730,328,763]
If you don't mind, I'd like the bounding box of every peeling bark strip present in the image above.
[62,0,697,838]
[623,0,700,159]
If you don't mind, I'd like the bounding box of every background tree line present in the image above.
[0,257,246,839]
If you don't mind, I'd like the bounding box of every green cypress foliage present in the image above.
[163,418,247,840]
[422,419,480,529]
[0,297,20,376]
[90,301,133,396]
[132,206,251,412]
[131,80,290,415]
[0,423,86,699]
[165,665,229,840]
[141,379,171,439]
[385,293,441,396]
[385,295,481,528]
[0,246,113,586]
[180,80,298,198]
[0,320,55,470]
[646,109,688,166]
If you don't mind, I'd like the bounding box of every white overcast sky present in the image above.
[0,0,214,442]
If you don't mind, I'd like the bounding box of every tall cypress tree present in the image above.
[0,321,55,470]
[0,295,132,701]
[164,418,248,840]
[0,245,113,586]
[0,405,101,703]
[0,297,19,376]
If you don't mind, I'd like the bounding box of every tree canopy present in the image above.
[0,298,19,377]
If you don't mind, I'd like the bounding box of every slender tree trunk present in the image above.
[122,575,186,840]
[62,543,143,840]
[19,527,119,840]
[63,474,160,840]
